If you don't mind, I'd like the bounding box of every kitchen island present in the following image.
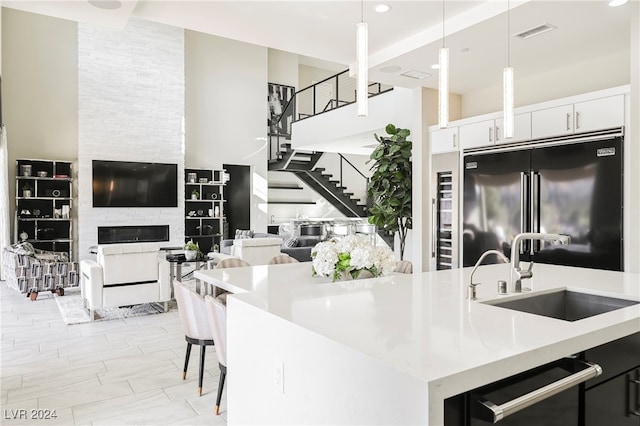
[194,263,640,425]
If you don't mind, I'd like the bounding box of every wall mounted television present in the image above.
[92,160,178,207]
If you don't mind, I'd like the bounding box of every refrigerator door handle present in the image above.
[431,198,437,258]
[520,172,529,255]
[530,171,540,255]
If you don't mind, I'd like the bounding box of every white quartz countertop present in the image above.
[194,263,640,404]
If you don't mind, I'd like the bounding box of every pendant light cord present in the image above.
[507,0,511,67]
[442,0,445,48]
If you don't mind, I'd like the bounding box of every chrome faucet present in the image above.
[468,249,510,300]
[509,233,571,293]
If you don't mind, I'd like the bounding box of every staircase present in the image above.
[269,143,369,218]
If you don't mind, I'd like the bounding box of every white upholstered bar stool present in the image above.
[394,260,413,274]
[204,294,227,415]
[268,254,299,264]
[173,281,215,396]
[213,258,251,297]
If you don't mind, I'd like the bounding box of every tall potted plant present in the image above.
[367,124,412,260]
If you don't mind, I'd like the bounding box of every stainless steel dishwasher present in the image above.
[444,357,602,425]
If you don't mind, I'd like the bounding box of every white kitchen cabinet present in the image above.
[574,95,624,133]
[430,127,459,153]
[459,119,495,149]
[532,95,624,139]
[531,104,575,139]
[460,113,532,149]
[496,113,532,145]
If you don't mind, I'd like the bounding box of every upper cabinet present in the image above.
[459,113,532,149]
[531,94,624,139]
[430,127,459,154]
[431,88,626,152]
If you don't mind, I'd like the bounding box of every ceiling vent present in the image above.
[514,23,557,40]
[400,70,431,80]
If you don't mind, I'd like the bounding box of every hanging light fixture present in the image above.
[357,0,368,117]
[438,0,449,129]
[503,0,515,138]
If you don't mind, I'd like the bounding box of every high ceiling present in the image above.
[3,0,637,95]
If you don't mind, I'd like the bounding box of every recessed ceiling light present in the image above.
[373,4,391,13]
[88,0,122,10]
[379,65,402,73]
[401,70,431,80]
[608,0,628,6]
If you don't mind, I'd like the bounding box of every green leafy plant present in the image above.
[367,123,412,260]
[183,240,199,252]
[191,189,199,198]
[22,183,33,191]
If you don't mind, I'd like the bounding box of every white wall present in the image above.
[626,11,639,273]
[77,18,185,258]
[2,8,78,253]
[462,50,629,118]
[185,31,268,233]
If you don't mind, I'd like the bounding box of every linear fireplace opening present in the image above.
[98,225,170,244]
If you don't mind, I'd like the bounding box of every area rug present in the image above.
[54,290,177,325]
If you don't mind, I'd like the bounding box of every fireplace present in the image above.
[98,225,170,244]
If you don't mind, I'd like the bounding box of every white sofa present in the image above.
[230,237,283,265]
[80,243,171,320]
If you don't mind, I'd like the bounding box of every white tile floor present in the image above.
[0,282,227,425]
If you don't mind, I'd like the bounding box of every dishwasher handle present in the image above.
[474,360,602,423]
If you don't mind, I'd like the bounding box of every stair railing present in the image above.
[295,70,392,122]
[338,154,369,198]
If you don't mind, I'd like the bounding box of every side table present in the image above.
[167,254,209,298]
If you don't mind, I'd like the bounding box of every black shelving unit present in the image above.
[15,159,74,259]
[184,168,227,253]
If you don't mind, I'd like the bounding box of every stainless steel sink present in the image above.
[485,290,639,321]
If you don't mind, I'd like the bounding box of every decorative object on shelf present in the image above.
[367,124,413,260]
[22,183,33,198]
[187,173,197,183]
[183,240,200,261]
[211,193,218,200]
[37,171,48,177]
[214,206,220,217]
[52,189,61,197]
[191,189,199,200]
[197,209,204,216]
[213,244,220,253]
[208,209,213,217]
[20,164,32,176]
[199,177,208,183]
[62,205,70,219]
[311,234,396,282]
[53,208,62,219]
[33,209,41,217]
[19,231,29,241]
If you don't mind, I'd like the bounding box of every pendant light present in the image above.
[356,0,368,117]
[503,0,514,138]
[438,0,449,129]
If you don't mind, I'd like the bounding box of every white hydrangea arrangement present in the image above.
[311,234,397,282]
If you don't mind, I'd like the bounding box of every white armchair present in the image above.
[80,242,171,321]
[231,237,283,265]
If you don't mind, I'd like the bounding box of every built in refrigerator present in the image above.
[462,131,623,271]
